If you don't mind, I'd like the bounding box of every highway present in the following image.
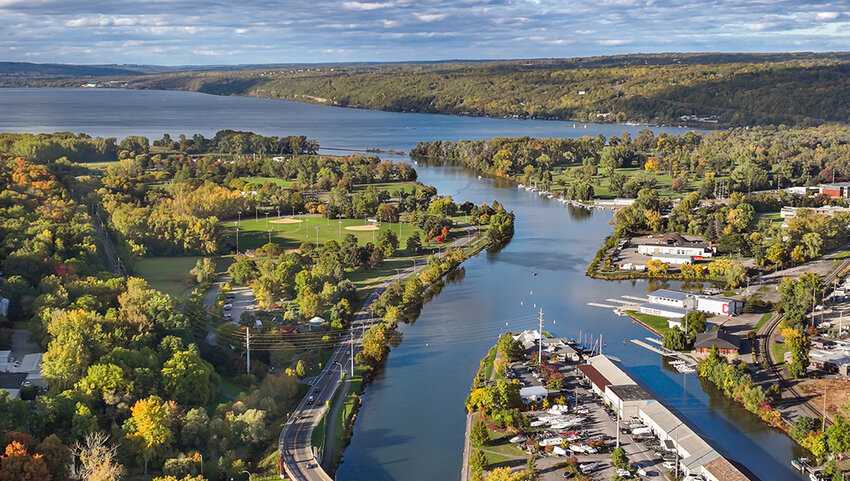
[279,226,479,481]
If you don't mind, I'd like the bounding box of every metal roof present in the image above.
[649,289,690,301]
[694,331,741,350]
[587,355,635,386]
[607,384,653,402]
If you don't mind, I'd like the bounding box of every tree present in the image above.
[189,258,216,284]
[123,396,174,473]
[611,446,629,470]
[469,448,487,473]
[526,454,537,479]
[470,419,489,446]
[0,441,52,481]
[826,414,850,455]
[73,431,125,481]
[161,349,219,407]
[485,467,532,481]
[405,233,422,254]
[35,435,71,481]
[782,327,810,378]
[376,229,399,257]
[295,360,307,378]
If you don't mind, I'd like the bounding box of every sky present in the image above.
[2,0,849,65]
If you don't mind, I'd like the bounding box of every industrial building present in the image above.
[645,289,743,317]
[636,233,716,259]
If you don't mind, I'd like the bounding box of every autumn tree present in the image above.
[123,396,174,473]
[0,441,52,481]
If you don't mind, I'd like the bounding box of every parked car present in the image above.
[662,461,677,471]
[616,468,631,478]
[562,471,575,478]
[223,303,233,310]
[579,462,599,473]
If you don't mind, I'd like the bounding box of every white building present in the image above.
[640,303,689,319]
[646,289,742,317]
[604,384,652,419]
[651,253,693,265]
[636,233,715,259]
[520,385,548,403]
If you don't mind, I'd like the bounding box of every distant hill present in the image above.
[3,52,850,127]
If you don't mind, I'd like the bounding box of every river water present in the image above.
[2,88,806,480]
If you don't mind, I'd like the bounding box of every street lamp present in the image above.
[315,226,320,248]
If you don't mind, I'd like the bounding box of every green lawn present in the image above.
[241,176,292,188]
[772,341,791,365]
[326,366,367,471]
[83,160,120,170]
[755,312,773,331]
[625,310,672,335]
[346,258,422,294]
[224,215,421,250]
[485,431,526,457]
[133,256,200,298]
[217,377,248,403]
[483,346,498,381]
[831,250,850,260]
[549,166,733,200]
[351,181,419,194]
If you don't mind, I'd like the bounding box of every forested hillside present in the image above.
[8,53,850,127]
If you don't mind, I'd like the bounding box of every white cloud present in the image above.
[342,1,393,10]
[234,28,248,34]
[415,13,448,22]
[816,12,840,20]
[598,39,630,45]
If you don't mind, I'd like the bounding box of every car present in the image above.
[223,303,233,310]
[662,461,677,471]
[306,396,315,405]
[616,468,631,477]
[579,462,599,473]
[314,387,321,393]
[562,471,575,478]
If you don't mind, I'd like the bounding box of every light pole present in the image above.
[395,268,401,282]
[235,226,240,255]
[315,226,320,248]
[338,216,342,240]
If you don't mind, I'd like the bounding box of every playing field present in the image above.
[223,215,420,250]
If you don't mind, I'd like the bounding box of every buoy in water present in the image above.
[426,343,429,347]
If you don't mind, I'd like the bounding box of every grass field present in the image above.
[755,312,773,331]
[772,341,791,365]
[83,160,120,170]
[133,256,200,298]
[549,166,733,200]
[225,215,421,250]
[625,310,673,335]
[351,181,419,194]
[241,176,292,187]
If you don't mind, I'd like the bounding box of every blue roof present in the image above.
[649,289,689,301]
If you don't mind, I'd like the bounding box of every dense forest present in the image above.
[7,53,850,127]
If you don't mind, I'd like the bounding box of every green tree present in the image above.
[470,419,489,446]
[611,446,629,470]
[161,349,219,407]
[189,257,216,284]
[34,434,71,481]
[469,448,487,473]
[295,360,307,378]
[826,414,850,455]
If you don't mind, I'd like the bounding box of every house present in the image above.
[694,331,741,355]
[520,385,548,404]
[648,289,695,309]
[540,337,579,362]
[0,372,27,399]
[636,233,715,259]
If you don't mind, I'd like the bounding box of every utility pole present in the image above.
[235,226,239,254]
[538,308,544,365]
[246,327,251,374]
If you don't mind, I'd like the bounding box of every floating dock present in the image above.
[587,302,618,309]
[622,295,650,302]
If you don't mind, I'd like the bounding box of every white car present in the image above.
[579,462,599,473]
[223,303,233,310]
[616,468,631,478]
[662,461,677,471]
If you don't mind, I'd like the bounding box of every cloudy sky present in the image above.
[2,0,849,65]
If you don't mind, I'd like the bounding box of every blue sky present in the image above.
[2,0,849,65]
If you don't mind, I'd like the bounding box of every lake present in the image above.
[1,87,806,480]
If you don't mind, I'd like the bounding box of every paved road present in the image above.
[280,225,481,481]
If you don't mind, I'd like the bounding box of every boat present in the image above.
[791,459,806,471]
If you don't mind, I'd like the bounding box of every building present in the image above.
[651,253,694,265]
[819,182,850,198]
[638,401,714,459]
[604,384,652,418]
[785,186,819,196]
[699,456,759,481]
[520,385,548,403]
[645,289,743,317]
[636,233,715,259]
[694,331,741,355]
[0,372,27,399]
[640,303,689,319]
[540,338,579,362]
[780,205,850,221]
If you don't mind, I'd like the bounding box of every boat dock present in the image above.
[606,298,637,305]
[622,295,650,303]
[587,302,618,309]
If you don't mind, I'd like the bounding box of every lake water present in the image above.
[2,88,805,480]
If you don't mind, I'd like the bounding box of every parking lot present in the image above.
[505,362,673,481]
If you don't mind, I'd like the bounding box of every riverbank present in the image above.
[319,218,506,475]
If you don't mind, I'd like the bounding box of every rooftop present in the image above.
[587,355,635,386]
[607,384,653,402]
[694,330,741,350]
[640,400,713,458]
[637,233,710,248]
[702,455,760,481]
[641,303,689,316]
[649,289,691,301]
[0,372,27,389]
[577,364,611,391]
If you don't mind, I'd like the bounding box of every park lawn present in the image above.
[755,312,773,331]
[482,451,516,466]
[225,215,421,250]
[133,256,200,298]
[311,413,326,452]
[483,346,498,381]
[830,250,850,260]
[241,176,292,188]
[351,181,419,194]
[485,432,526,457]
[549,166,733,200]
[626,310,672,335]
[217,377,248,403]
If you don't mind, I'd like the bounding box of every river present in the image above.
[2,88,806,480]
